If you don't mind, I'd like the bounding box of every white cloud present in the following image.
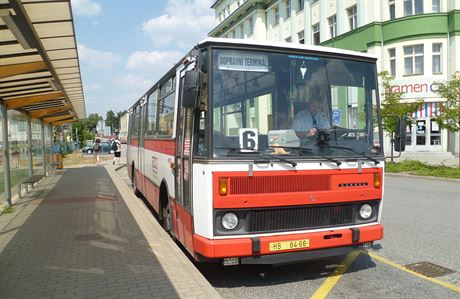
[84,83,102,91]
[115,74,152,90]
[141,0,216,49]
[125,50,183,86]
[71,0,102,16]
[78,44,121,69]
[126,50,183,73]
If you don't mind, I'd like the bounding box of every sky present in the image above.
[71,0,216,118]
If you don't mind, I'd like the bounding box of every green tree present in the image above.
[86,113,102,133]
[379,71,423,161]
[71,121,94,149]
[105,110,119,134]
[69,113,102,148]
[432,72,460,167]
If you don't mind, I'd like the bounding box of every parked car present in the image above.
[82,142,114,155]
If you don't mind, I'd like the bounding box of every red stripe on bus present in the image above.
[130,138,139,146]
[193,224,383,258]
[143,139,176,156]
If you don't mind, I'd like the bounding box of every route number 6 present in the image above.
[239,128,258,152]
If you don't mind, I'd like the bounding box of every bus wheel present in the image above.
[132,167,142,198]
[162,200,172,233]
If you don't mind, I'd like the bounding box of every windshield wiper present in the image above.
[272,146,341,166]
[319,145,380,165]
[217,147,297,167]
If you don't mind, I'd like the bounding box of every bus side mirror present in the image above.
[182,70,200,108]
[394,118,406,152]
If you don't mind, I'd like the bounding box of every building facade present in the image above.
[209,0,460,157]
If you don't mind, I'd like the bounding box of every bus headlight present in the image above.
[359,204,373,219]
[222,213,238,230]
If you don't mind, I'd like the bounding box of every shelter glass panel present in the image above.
[32,120,44,175]
[0,109,4,203]
[8,110,29,195]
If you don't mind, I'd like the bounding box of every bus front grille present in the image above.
[248,203,355,233]
[230,175,330,194]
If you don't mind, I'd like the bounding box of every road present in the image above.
[196,174,460,299]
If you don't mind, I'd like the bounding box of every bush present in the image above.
[386,159,460,179]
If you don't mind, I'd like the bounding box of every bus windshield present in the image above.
[211,48,382,159]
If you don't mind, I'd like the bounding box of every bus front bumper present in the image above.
[193,224,383,263]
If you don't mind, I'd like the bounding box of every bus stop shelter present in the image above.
[0,0,85,206]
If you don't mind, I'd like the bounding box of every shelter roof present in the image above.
[0,0,85,124]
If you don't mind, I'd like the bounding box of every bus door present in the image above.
[174,72,195,250]
[138,100,147,194]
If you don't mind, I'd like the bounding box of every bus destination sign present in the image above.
[218,51,269,72]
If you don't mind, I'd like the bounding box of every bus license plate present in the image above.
[269,239,310,252]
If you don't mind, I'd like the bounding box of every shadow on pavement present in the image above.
[197,250,376,289]
[0,166,180,298]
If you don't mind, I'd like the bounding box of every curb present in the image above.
[105,165,221,299]
[114,164,126,171]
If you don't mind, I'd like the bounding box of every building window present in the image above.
[432,0,440,12]
[388,48,396,77]
[237,0,241,7]
[347,5,357,30]
[432,43,442,74]
[328,15,337,38]
[286,0,291,18]
[311,0,318,4]
[404,0,423,16]
[298,0,304,12]
[227,5,231,16]
[298,30,304,44]
[248,16,254,35]
[274,6,279,25]
[285,36,291,43]
[389,0,395,20]
[404,45,424,75]
[312,23,320,45]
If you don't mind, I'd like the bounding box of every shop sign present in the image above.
[387,78,445,99]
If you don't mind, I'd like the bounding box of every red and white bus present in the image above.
[127,38,386,265]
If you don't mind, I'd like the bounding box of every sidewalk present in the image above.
[0,162,220,299]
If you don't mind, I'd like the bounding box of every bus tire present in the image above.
[132,165,142,198]
[161,187,172,233]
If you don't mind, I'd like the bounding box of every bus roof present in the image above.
[197,37,378,61]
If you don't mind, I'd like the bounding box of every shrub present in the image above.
[386,159,460,179]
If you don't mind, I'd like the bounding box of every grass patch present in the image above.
[386,159,460,179]
[1,205,15,214]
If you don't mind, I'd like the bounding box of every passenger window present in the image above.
[158,77,176,137]
[146,90,158,136]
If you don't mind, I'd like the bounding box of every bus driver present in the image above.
[292,97,330,140]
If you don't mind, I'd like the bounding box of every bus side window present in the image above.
[146,90,158,137]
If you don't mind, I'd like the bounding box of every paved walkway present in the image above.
[0,163,220,299]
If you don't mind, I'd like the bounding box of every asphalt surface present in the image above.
[196,175,460,299]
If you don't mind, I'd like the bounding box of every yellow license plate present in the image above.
[269,239,310,252]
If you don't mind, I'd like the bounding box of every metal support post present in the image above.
[27,115,33,176]
[41,120,46,175]
[0,102,12,205]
